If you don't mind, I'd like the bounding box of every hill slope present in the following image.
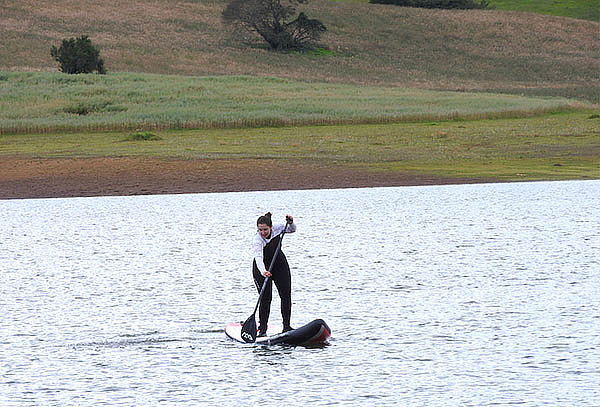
[1,0,598,102]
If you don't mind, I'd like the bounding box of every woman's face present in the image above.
[257,223,272,239]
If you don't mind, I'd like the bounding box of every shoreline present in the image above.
[0,157,496,200]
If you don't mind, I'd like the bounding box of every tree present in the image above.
[50,36,106,74]
[222,0,326,50]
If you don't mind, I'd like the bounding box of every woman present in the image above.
[251,212,296,337]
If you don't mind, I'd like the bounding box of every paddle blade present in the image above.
[240,315,257,343]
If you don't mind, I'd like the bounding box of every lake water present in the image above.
[1,180,599,406]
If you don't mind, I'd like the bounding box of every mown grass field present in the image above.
[0,72,584,134]
[2,111,598,181]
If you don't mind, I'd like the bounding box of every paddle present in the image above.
[240,223,289,343]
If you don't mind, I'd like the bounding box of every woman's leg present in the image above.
[273,265,292,330]
[253,262,272,333]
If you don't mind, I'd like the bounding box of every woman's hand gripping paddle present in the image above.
[241,223,289,343]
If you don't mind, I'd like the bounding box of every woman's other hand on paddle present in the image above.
[286,215,294,224]
[263,271,272,277]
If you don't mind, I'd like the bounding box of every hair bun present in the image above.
[256,212,273,227]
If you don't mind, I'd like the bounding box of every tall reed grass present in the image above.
[0,72,582,135]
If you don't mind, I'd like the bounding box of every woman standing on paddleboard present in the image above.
[252,212,296,337]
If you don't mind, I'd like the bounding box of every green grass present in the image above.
[2,112,598,181]
[489,0,600,21]
[334,0,600,20]
[0,72,584,135]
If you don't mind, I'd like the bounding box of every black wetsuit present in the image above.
[252,233,292,332]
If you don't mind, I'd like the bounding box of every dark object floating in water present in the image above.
[225,318,331,346]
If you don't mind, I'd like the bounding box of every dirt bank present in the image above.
[0,157,492,199]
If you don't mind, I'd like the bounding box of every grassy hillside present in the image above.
[1,0,598,103]
[0,72,582,134]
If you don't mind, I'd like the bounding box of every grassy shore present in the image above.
[2,111,598,182]
[0,72,584,134]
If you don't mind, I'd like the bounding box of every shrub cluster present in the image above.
[123,132,163,141]
[50,35,106,74]
[369,0,490,9]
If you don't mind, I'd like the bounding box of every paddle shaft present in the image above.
[251,223,289,316]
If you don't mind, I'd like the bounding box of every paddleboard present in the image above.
[225,318,331,346]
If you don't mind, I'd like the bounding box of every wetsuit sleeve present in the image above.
[251,234,267,274]
[273,222,296,235]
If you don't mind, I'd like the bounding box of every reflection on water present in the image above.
[1,180,599,406]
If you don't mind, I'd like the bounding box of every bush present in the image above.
[63,101,110,115]
[123,132,163,141]
[369,0,489,9]
[50,36,107,74]
[222,0,326,50]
